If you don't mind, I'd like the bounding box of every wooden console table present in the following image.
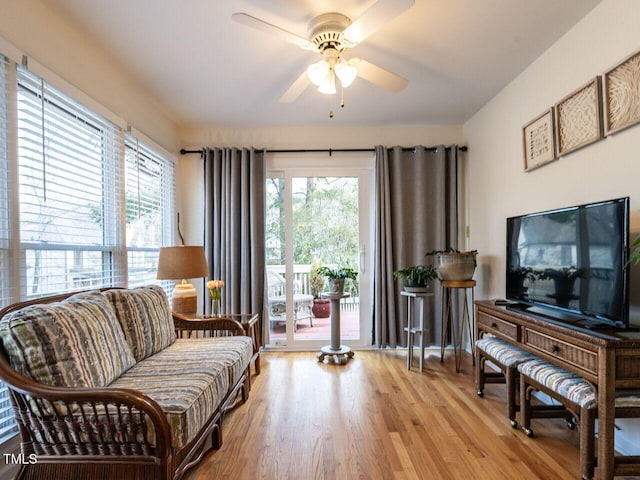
[476,300,640,479]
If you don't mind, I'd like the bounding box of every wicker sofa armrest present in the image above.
[0,353,172,459]
[172,312,245,336]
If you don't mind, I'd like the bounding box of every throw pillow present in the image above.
[0,292,136,388]
[104,285,176,362]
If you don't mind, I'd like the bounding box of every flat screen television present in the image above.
[506,197,630,329]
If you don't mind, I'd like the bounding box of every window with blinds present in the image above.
[125,134,175,288]
[16,66,125,297]
[0,54,176,448]
[0,54,18,446]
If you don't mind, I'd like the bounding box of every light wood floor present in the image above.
[186,349,583,480]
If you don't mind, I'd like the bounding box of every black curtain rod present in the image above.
[180,145,468,156]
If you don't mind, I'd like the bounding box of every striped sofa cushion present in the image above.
[0,293,136,388]
[108,337,251,448]
[104,286,176,362]
[476,337,537,368]
[165,336,254,387]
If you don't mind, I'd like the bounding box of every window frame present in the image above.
[0,51,176,448]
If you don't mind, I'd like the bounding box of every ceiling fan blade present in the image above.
[342,0,415,45]
[350,58,408,93]
[232,13,316,51]
[279,70,311,103]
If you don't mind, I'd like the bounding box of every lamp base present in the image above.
[172,283,197,315]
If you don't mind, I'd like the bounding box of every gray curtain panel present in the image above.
[203,147,267,345]
[373,145,459,348]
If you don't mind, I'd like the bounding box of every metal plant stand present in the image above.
[440,280,476,373]
[401,290,434,372]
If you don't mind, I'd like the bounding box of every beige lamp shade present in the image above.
[157,246,209,314]
[157,246,208,280]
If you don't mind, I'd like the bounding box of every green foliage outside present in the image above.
[265,176,360,296]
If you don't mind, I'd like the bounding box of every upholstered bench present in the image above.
[518,358,640,480]
[476,336,538,427]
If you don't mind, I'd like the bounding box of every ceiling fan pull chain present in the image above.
[341,85,345,108]
[329,94,334,118]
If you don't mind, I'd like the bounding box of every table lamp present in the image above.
[157,245,208,314]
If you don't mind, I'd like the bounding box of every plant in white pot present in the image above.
[309,259,330,318]
[393,265,438,292]
[317,266,358,294]
[426,248,478,281]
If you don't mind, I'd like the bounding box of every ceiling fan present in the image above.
[232,0,414,112]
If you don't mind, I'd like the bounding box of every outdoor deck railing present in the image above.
[267,264,359,312]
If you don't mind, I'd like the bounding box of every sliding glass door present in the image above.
[265,155,373,349]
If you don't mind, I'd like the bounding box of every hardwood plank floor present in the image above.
[185,349,583,480]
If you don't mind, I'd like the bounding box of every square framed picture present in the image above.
[554,77,603,156]
[603,49,640,135]
[523,108,556,171]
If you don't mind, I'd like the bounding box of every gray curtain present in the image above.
[373,145,459,348]
[204,147,267,345]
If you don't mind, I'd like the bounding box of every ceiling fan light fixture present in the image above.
[334,59,357,88]
[318,71,336,95]
[307,60,330,86]
[234,1,416,107]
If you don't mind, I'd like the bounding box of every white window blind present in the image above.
[0,54,18,446]
[16,66,125,297]
[0,50,176,449]
[124,134,175,288]
[0,55,11,308]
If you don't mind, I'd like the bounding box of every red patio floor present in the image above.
[269,310,360,341]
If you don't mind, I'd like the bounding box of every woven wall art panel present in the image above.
[604,49,640,135]
[555,78,603,156]
[523,108,556,171]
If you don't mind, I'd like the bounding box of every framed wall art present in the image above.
[554,77,603,156]
[603,49,640,135]
[523,108,556,171]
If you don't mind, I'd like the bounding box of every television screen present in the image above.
[506,197,629,328]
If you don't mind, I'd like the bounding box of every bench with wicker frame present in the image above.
[0,286,253,480]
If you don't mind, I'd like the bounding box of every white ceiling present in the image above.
[43,0,601,128]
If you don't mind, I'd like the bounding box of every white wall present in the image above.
[0,0,179,153]
[464,0,640,301]
[464,0,640,454]
[180,124,462,151]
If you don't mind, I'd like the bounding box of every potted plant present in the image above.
[393,265,438,292]
[426,248,478,281]
[317,266,358,294]
[628,236,640,266]
[309,259,330,318]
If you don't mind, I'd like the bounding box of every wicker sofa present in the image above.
[0,286,253,480]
